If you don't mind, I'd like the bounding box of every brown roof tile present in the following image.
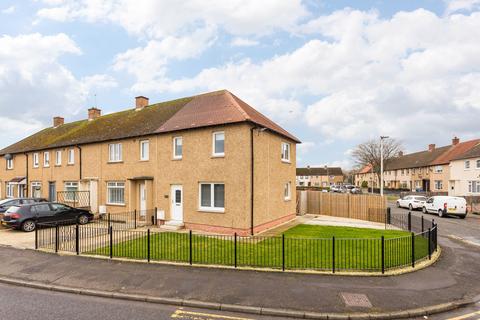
[431,139,480,165]
[296,167,343,176]
[452,142,480,161]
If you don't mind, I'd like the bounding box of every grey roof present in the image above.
[296,167,343,176]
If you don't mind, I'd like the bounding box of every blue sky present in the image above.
[1,0,480,169]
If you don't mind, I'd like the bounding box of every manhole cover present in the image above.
[340,293,372,308]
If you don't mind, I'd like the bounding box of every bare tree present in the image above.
[351,138,403,184]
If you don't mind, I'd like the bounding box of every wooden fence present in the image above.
[298,191,388,223]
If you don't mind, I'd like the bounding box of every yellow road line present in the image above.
[447,310,480,320]
[171,309,253,320]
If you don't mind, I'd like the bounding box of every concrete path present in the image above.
[302,214,389,230]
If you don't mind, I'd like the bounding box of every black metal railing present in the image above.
[36,209,438,273]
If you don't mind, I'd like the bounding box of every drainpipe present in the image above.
[77,145,82,180]
[25,153,29,197]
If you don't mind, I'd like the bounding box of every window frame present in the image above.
[68,148,75,165]
[6,157,13,170]
[173,136,183,159]
[284,182,291,201]
[108,143,123,163]
[31,181,42,198]
[434,165,443,173]
[198,182,225,213]
[64,181,79,202]
[140,140,149,161]
[434,180,443,190]
[107,181,126,205]
[33,153,39,168]
[6,183,14,198]
[476,159,480,169]
[55,150,62,166]
[468,181,480,194]
[43,151,50,167]
[281,142,291,163]
[465,160,471,170]
[212,131,225,157]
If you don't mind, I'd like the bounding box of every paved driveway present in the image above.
[0,228,35,249]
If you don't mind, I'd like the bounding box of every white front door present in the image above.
[139,182,147,216]
[170,185,183,222]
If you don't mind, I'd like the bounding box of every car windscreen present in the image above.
[0,199,12,206]
[415,197,427,201]
[5,206,20,213]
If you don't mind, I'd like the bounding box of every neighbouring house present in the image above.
[0,90,300,235]
[296,167,344,187]
[449,144,480,196]
[354,164,378,188]
[355,137,480,194]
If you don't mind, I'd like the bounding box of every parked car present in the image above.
[344,185,362,194]
[0,198,48,214]
[396,195,427,211]
[330,185,342,193]
[422,196,467,218]
[1,202,94,232]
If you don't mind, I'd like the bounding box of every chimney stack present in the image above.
[428,144,436,152]
[53,116,64,128]
[452,136,460,146]
[88,107,101,121]
[135,96,149,111]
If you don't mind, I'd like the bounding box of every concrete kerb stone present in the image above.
[220,304,262,315]
[261,307,305,318]
[183,299,221,310]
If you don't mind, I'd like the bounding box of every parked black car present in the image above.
[0,198,48,214]
[1,203,93,232]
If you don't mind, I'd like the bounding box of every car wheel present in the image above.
[438,209,445,218]
[409,204,413,211]
[422,207,428,214]
[78,214,89,225]
[21,220,36,232]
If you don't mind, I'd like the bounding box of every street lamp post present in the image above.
[380,136,389,196]
[324,165,329,187]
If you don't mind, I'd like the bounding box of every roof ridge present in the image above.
[224,90,250,121]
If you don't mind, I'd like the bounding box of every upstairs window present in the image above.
[281,142,291,162]
[465,160,471,169]
[476,160,480,169]
[33,153,39,168]
[434,165,443,173]
[140,140,149,161]
[108,143,122,162]
[6,158,13,170]
[212,132,225,157]
[55,150,62,166]
[173,137,183,159]
[44,152,50,167]
[68,149,75,164]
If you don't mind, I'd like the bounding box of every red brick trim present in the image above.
[184,213,296,236]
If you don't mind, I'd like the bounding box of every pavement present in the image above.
[0,208,479,319]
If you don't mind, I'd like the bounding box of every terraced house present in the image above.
[0,90,300,235]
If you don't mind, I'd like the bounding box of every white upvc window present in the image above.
[108,143,122,162]
[33,153,39,168]
[468,181,480,193]
[31,182,42,198]
[6,158,13,170]
[107,182,125,205]
[68,148,75,164]
[64,181,79,202]
[55,150,62,166]
[281,142,291,162]
[284,182,291,201]
[199,183,225,212]
[140,140,149,161]
[44,152,50,167]
[476,159,480,169]
[6,183,14,198]
[212,132,225,157]
[434,165,443,173]
[465,160,471,169]
[173,136,183,159]
[434,180,443,190]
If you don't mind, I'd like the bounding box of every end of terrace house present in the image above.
[0,90,301,236]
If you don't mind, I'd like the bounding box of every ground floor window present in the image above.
[434,180,443,190]
[284,182,291,200]
[6,183,14,198]
[107,181,125,205]
[31,182,42,198]
[17,185,25,198]
[64,181,79,201]
[468,181,480,193]
[199,183,224,212]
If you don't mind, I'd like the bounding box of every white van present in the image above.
[422,196,467,218]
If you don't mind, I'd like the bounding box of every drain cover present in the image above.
[340,293,372,308]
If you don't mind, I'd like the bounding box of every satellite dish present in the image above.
[4,154,12,160]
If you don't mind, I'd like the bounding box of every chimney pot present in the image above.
[428,144,436,152]
[452,136,460,146]
[135,96,149,111]
[53,116,64,128]
[88,107,101,121]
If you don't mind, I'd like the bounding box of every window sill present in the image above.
[106,203,126,207]
[67,163,75,166]
[107,161,123,164]
[139,159,149,162]
[172,157,183,161]
[281,160,291,164]
[54,164,62,167]
[211,154,225,158]
[284,198,292,202]
[198,208,225,213]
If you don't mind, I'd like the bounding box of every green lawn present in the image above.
[89,225,430,272]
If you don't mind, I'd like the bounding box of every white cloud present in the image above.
[445,0,480,14]
[1,5,15,14]
[0,33,116,148]
[230,37,259,47]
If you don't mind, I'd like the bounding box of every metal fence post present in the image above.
[55,224,59,253]
[411,232,415,268]
[421,216,424,233]
[154,207,158,225]
[147,229,151,263]
[76,223,79,255]
[408,212,412,231]
[332,236,335,274]
[381,235,385,274]
[134,210,137,229]
[234,233,237,268]
[428,228,431,260]
[189,230,193,265]
[282,234,285,271]
[108,213,111,229]
[109,225,113,259]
